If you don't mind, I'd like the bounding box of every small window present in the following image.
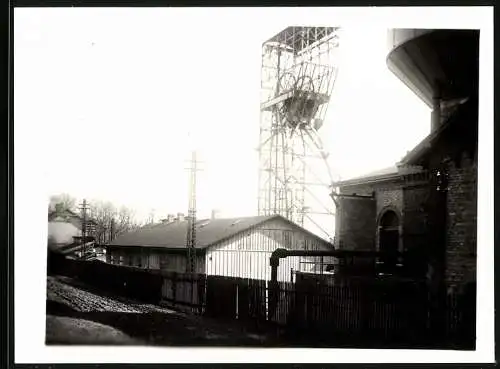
[284,232,292,248]
[119,255,124,266]
[159,254,169,270]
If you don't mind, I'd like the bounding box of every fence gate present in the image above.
[205,275,239,319]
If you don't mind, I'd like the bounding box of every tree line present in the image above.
[49,193,143,244]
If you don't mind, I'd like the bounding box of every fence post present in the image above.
[268,255,281,321]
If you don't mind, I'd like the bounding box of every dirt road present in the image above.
[46,275,279,346]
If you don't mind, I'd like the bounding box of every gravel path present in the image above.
[46,275,279,346]
[47,276,174,314]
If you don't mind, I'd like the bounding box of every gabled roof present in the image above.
[48,210,98,229]
[48,208,78,220]
[109,214,331,250]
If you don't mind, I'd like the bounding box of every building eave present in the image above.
[400,113,454,165]
[332,173,401,188]
[107,244,209,253]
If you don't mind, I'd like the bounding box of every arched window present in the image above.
[378,210,400,275]
[380,210,398,229]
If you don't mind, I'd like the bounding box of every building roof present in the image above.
[332,164,426,188]
[400,97,474,166]
[399,114,456,166]
[109,214,331,250]
[48,209,98,230]
[332,97,474,189]
[353,165,399,179]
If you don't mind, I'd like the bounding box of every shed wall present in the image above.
[107,247,205,274]
[206,218,334,282]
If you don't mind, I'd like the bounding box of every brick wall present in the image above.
[402,184,430,252]
[445,153,477,286]
[419,101,478,288]
[338,181,403,217]
[376,187,403,216]
[336,182,402,251]
[336,195,376,250]
[336,149,477,287]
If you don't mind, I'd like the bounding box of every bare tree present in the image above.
[113,206,136,238]
[89,200,116,244]
[89,201,142,244]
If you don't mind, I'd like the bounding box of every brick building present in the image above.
[333,29,478,290]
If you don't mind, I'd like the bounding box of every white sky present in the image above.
[15,9,431,225]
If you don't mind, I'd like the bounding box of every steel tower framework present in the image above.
[257,26,340,240]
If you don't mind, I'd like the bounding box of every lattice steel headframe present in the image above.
[257,26,340,241]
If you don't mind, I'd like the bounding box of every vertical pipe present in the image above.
[269,254,280,319]
[431,95,441,132]
[236,283,239,319]
[431,82,441,132]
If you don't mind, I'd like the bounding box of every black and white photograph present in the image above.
[13,6,493,364]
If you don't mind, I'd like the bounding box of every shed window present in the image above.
[159,254,169,270]
[133,255,142,268]
[284,231,292,248]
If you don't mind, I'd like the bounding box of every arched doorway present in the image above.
[378,210,400,275]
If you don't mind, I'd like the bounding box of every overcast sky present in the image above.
[15,8,431,230]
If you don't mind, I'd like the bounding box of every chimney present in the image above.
[211,209,222,220]
[176,212,185,222]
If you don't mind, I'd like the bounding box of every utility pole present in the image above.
[148,209,156,225]
[185,150,203,274]
[110,217,115,243]
[78,199,89,260]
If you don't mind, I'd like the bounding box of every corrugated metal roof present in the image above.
[109,215,281,249]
